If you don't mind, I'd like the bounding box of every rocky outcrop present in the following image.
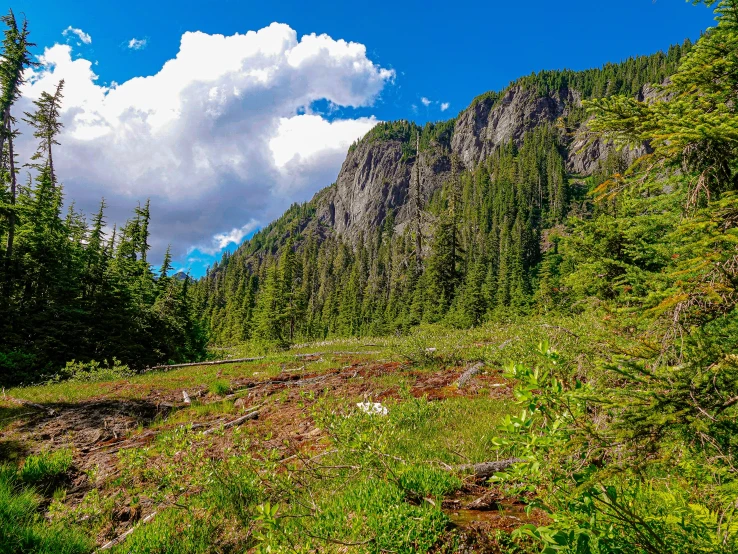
[316,139,411,239]
[451,86,582,169]
[315,83,631,243]
[315,132,451,243]
[244,77,663,256]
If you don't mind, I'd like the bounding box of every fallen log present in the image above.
[282,366,306,373]
[141,357,265,373]
[455,458,523,480]
[455,362,484,389]
[97,511,158,551]
[202,410,259,435]
[294,350,381,359]
[497,338,514,350]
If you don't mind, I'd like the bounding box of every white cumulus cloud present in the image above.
[440,102,450,111]
[62,26,91,45]
[127,38,147,50]
[19,23,393,261]
[205,219,260,254]
[420,96,431,107]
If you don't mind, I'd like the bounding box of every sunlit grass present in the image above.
[0,313,623,552]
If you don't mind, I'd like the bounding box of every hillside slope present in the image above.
[193,42,690,344]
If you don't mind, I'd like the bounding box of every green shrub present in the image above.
[495,342,738,554]
[0,350,38,387]
[59,358,134,383]
[20,449,73,486]
[208,379,231,396]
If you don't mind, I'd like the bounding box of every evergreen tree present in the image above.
[0,10,34,272]
[23,79,64,187]
[253,264,286,347]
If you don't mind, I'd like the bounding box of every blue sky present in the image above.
[13,0,716,276]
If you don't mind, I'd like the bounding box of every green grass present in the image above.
[109,508,219,554]
[99,387,515,552]
[305,479,449,553]
[208,379,231,396]
[19,449,73,486]
[0,405,35,432]
[4,346,379,406]
[0,464,92,554]
[0,315,618,552]
[389,396,514,463]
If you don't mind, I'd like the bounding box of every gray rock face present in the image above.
[452,86,581,170]
[317,139,410,238]
[567,130,651,175]
[315,134,450,243]
[312,82,656,244]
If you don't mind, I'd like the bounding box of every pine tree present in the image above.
[280,239,300,342]
[159,245,173,281]
[23,80,64,187]
[584,0,738,342]
[424,214,462,321]
[0,10,35,272]
[253,264,286,346]
[453,253,487,327]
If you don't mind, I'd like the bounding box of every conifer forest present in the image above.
[1,1,738,553]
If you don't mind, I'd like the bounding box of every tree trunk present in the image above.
[48,142,55,189]
[142,356,265,373]
[5,131,17,270]
[0,109,9,173]
[455,458,523,480]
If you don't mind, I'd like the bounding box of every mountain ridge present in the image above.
[216,42,688,267]
[193,41,692,344]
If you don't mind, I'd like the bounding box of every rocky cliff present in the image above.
[313,83,648,245]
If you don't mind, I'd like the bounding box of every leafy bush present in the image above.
[494,342,738,554]
[58,358,134,383]
[0,350,38,387]
[208,379,231,396]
